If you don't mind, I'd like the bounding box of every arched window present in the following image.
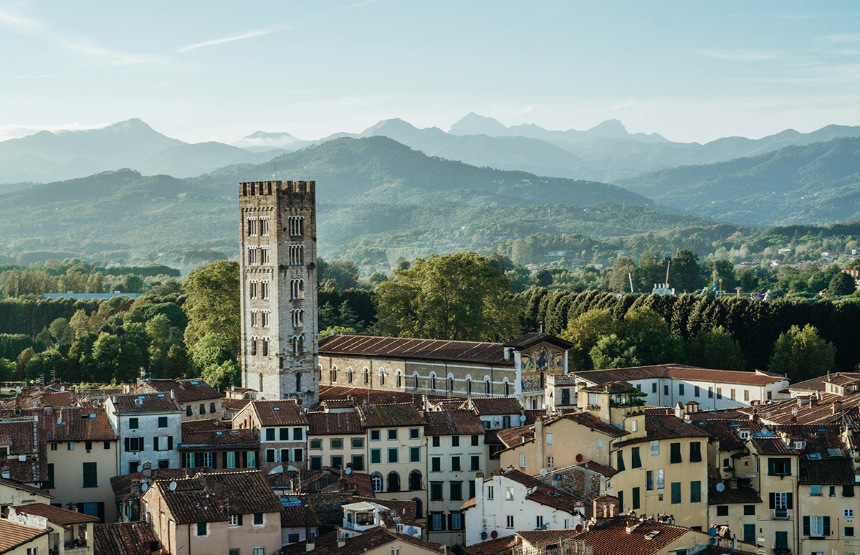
[371,472,383,493]
[387,471,401,492]
[379,369,386,386]
[330,367,337,384]
[409,470,422,491]
[467,378,472,395]
[412,498,423,520]
[363,368,370,385]
[485,379,491,395]
[448,376,454,392]
[396,372,402,388]
[504,381,510,396]
[430,374,436,390]
[347,368,354,383]
[296,373,302,393]
[413,374,419,389]
[291,335,303,356]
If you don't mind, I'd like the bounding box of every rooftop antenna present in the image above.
[626,260,635,294]
[665,258,671,286]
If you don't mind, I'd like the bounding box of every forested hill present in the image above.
[210,136,654,207]
[0,137,680,262]
[616,136,860,226]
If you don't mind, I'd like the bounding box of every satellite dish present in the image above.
[708,526,717,536]
[60,386,65,392]
[575,453,584,462]
[268,465,284,475]
[491,531,498,539]
[141,483,149,493]
[137,464,143,473]
[296,398,303,406]
[169,481,177,491]
[520,414,527,423]
[540,468,547,477]
[15,386,20,393]
[345,467,352,475]
[716,483,725,492]
[575,524,583,533]
[57,417,63,425]
[480,532,488,540]
[405,526,415,535]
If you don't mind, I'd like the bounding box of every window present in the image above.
[694,385,700,397]
[450,481,463,500]
[689,441,702,462]
[409,470,422,491]
[351,455,364,471]
[247,217,257,236]
[249,281,258,299]
[387,448,398,463]
[520,454,527,468]
[129,417,139,429]
[409,428,420,440]
[844,485,855,497]
[487,486,494,499]
[768,457,791,476]
[265,428,275,441]
[265,449,276,463]
[671,482,681,504]
[371,472,383,493]
[327,437,340,450]
[451,456,461,471]
[430,481,443,501]
[743,523,755,544]
[309,456,322,470]
[632,487,640,510]
[247,246,257,265]
[631,447,642,468]
[451,435,460,447]
[82,462,97,488]
[656,469,664,489]
[253,549,265,555]
[471,455,480,471]
[124,437,143,452]
[310,439,322,450]
[485,379,491,395]
[744,505,756,515]
[410,447,420,463]
[226,452,237,469]
[472,435,480,446]
[616,451,625,471]
[679,383,685,396]
[708,387,713,399]
[690,480,701,503]
[196,522,208,536]
[279,428,289,441]
[229,514,241,527]
[370,429,381,441]
[506,515,514,529]
[650,440,659,455]
[810,485,822,496]
[803,515,830,537]
[730,388,736,400]
[716,387,722,399]
[716,505,729,516]
[293,428,303,441]
[371,449,381,464]
[537,515,545,529]
[846,527,855,537]
[67,442,74,451]
[253,513,263,526]
[847,509,856,518]
[450,513,463,531]
[387,471,401,492]
[352,437,364,449]
[388,429,398,441]
[670,442,682,463]
[651,383,657,393]
[260,281,268,299]
[505,486,514,501]
[646,471,654,491]
[431,457,441,472]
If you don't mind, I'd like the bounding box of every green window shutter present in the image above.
[616,451,625,471]
[689,441,702,462]
[823,516,831,536]
[671,482,681,504]
[803,516,810,536]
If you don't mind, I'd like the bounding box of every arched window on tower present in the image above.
[296,373,302,393]
[485,378,491,395]
[379,369,386,387]
[430,374,436,390]
[466,378,472,395]
[396,372,402,388]
[413,374,419,389]
[363,368,370,385]
[448,376,454,392]
[330,367,337,384]
[412,498,423,520]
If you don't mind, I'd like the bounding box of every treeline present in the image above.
[518,288,860,377]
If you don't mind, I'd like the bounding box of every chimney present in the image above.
[305,540,315,552]
[674,402,684,420]
[337,538,345,548]
[504,347,513,360]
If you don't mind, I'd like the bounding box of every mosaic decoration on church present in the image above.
[522,345,564,372]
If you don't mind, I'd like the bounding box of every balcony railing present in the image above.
[772,509,790,520]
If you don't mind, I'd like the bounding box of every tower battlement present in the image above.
[239,180,315,197]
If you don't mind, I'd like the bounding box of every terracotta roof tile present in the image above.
[423,407,484,436]
[150,470,283,524]
[280,502,321,528]
[790,372,860,392]
[739,393,860,426]
[460,397,523,415]
[111,468,209,501]
[318,334,515,366]
[708,485,762,505]
[356,403,423,428]
[576,516,698,554]
[561,412,629,438]
[462,535,519,555]
[281,527,447,555]
[224,398,251,412]
[39,391,79,408]
[502,333,573,350]
[307,411,364,435]
[495,469,590,516]
[43,407,117,442]
[180,419,256,449]
[317,386,445,409]
[110,393,181,414]
[12,503,100,524]
[496,425,534,448]
[518,529,585,550]
[613,414,709,448]
[249,400,308,427]
[749,436,794,455]
[140,379,224,403]
[0,477,52,499]
[0,519,51,552]
[575,364,786,387]
[0,417,48,483]
[93,522,160,555]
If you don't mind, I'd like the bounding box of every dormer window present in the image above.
[739,430,750,440]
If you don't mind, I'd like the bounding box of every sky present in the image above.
[1,1,859,144]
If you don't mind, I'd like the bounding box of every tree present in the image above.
[768,324,836,383]
[0,358,14,382]
[146,314,171,375]
[374,253,521,342]
[182,261,240,353]
[668,250,702,293]
[607,257,636,293]
[623,307,669,336]
[163,344,189,379]
[49,318,75,345]
[202,360,240,391]
[827,272,856,298]
[687,327,746,370]
[560,309,618,371]
[16,347,35,378]
[69,309,91,339]
[191,333,236,379]
[25,349,65,383]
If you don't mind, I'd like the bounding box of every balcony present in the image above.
[772,509,790,520]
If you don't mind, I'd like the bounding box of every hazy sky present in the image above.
[2,1,859,144]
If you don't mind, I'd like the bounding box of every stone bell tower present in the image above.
[239,180,318,404]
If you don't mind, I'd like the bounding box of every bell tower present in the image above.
[239,180,318,404]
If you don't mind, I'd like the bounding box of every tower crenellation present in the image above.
[239,180,318,405]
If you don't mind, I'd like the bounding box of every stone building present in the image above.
[239,180,318,405]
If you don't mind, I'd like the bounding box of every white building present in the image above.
[550,364,789,413]
[462,468,588,546]
[105,393,183,475]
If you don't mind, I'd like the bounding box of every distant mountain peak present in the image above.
[362,118,418,135]
[449,113,509,136]
[586,119,629,138]
[104,118,156,133]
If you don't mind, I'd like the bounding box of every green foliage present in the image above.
[768,324,836,383]
[49,318,75,345]
[182,261,239,353]
[374,252,521,341]
[0,358,14,382]
[191,333,236,379]
[687,327,745,370]
[124,302,188,329]
[0,334,34,360]
[164,344,189,379]
[828,272,857,298]
[560,309,617,371]
[202,359,239,391]
[317,258,360,291]
[669,250,702,293]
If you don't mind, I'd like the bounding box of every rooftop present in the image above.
[423,406,485,436]
[575,364,786,387]
[459,397,523,416]
[575,516,700,555]
[356,403,423,428]
[0,519,51,553]
[318,334,515,366]
[613,414,710,448]
[140,379,223,403]
[12,503,100,525]
[307,411,364,436]
[93,522,160,555]
[246,400,308,427]
[282,527,446,555]
[109,393,181,414]
[43,407,117,442]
